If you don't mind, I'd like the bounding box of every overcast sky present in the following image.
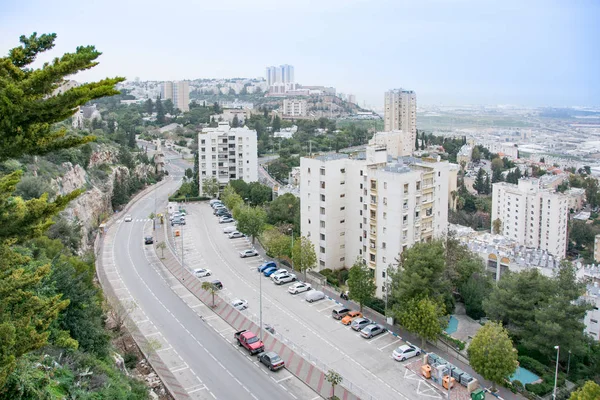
[1,0,599,108]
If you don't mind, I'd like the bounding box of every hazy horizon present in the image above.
[2,0,598,108]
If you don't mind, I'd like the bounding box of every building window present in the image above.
[320,234,325,241]
[340,219,345,223]
[404,184,409,194]
[370,210,376,219]
[384,182,387,189]
[340,168,345,173]
[383,212,387,219]
[341,181,345,185]
[340,194,345,198]
[371,180,377,190]
[360,170,363,176]
[320,260,325,267]
[321,194,325,201]
[321,181,326,189]
[320,247,325,253]
[320,221,325,228]
[320,207,325,215]
[370,253,376,262]
[383,197,387,205]
[382,257,387,263]
[340,206,345,211]
[416,181,421,190]
[340,257,345,262]
[382,242,386,249]
[340,232,345,236]
[320,168,325,175]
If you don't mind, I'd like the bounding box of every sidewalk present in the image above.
[251,238,523,400]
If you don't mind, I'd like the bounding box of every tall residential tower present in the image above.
[161,81,190,112]
[384,89,417,150]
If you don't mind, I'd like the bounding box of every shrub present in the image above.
[364,297,386,314]
[124,352,138,369]
[518,355,548,375]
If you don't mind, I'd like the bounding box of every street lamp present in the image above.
[553,345,560,400]
[567,350,571,375]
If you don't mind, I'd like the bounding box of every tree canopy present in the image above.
[347,258,376,311]
[0,33,124,162]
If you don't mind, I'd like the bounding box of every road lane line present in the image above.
[316,304,336,312]
[276,375,293,383]
[378,338,402,351]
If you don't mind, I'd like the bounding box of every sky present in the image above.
[1,0,599,108]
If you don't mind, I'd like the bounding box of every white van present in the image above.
[223,226,237,234]
[305,290,325,303]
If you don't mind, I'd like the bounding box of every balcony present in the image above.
[422,197,434,205]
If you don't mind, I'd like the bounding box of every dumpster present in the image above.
[471,388,485,400]
[421,364,431,379]
[443,375,456,390]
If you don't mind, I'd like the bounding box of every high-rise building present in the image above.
[161,81,189,112]
[384,89,417,150]
[491,178,568,259]
[300,145,451,297]
[198,122,258,195]
[368,130,414,158]
[266,64,295,92]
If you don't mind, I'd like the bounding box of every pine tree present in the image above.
[155,96,165,124]
[0,33,123,162]
[420,131,426,150]
[144,98,154,114]
[473,168,486,194]
[232,114,239,128]
[415,132,419,150]
[484,174,491,195]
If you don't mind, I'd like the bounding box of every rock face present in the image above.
[53,148,153,253]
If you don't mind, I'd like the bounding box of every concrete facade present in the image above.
[383,89,417,151]
[162,81,190,112]
[198,122,257,194]
[368,130,413,157]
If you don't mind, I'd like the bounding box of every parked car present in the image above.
[231,299,248,311]
[360,324,386,339]
[171,218,186,226]
[258,261,277,273]
[234,330,264,355]
[305,290,325,303]
[341,311,363,325]
[170,213,184,221]
[193,268,211,277]
[223,226,237,234]
[210,280,223,290]
[262,266,278,276]
[351,318,372,331]
[239,249,258,258]
[219,217,234,224]
[331,307,351,320]
[273,273,296,285]
[392,344,421,362]
[229,231,245,239]
[214,207,228,215]
[257,352,285,371]
[213,203,226,210]
[144,236,154,245]
[209,199,222,206]
[268,268,288,278]
[288,282,312,294]
[124,215,132,222]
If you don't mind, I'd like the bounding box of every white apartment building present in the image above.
[198,122,257,195]
[282,99,308,117]
[468,139,519,159]
[368,130,413,158]
[301,146,451,297]
[491,178,568,259]
[384,89,417,151]
[161,81,190,112]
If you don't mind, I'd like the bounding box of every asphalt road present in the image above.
[172,202,446,400]
[111,155,315,400]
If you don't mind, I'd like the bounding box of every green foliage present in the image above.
[221,184,244,211]
[347,259,376,311]
[155,96,165,124]
[201,281,218,307]
[483,264,591,364]
[235,205,267,245]
[0,33,123,162]
[124,352,139,370]
[292,236,317,280]
[441,332,466,351]
[266,193,299,232]
[395,297,444,348]
[389,240,453,314]
[569,381,600,400]
[261,228,291,259]
[460,273,492,320]
[467,322,518,391]
[201,177,219,198]
[14,175,56,200]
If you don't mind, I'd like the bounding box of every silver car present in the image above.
[360,324,386,339]
[350,317,372,331]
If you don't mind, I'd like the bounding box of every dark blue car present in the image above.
[258,261,277,273]
[263,267,279,277]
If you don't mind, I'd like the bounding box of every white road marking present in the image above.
[276,375,293,383]
[367,332,389,344]
[378,338,402,351]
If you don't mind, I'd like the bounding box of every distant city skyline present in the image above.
[1,0,598,108]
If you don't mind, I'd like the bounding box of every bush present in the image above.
[168,195,211,202]
[364,297,386,314]
[441,332,466,351]
[124,352,138,369]
[518,355,548,375]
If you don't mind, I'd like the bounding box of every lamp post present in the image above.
[553,345,560,400]
[567,350,571,375]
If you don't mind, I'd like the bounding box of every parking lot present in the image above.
[168,202,448,400]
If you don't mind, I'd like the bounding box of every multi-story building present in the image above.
[383,89,417,151]
[468,139,519,159]
[198,122,257,195]
[266,65,295,91]
[161,81,190,112]
[368,130,413,158]
[457,145,472,166]
[300,145,451,297]
[491,178,568,259]
[282,99,308,117]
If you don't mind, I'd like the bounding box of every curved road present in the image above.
[110,155,311,400]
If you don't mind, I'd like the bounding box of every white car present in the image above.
[269,269,288,279]
[223,226,237,234]
[231,299,248,311]
[288,282,312,294]
[124,215,132,222]
[229,231,245,239]
[170,213,185,221]
[219,217,234,224]
[193,268,211,277]
[273,273,296,285]
[240,249,258,258]
[392,344,421,361]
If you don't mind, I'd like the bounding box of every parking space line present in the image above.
[276,375,293,383]
[187,385,207,393]
[367,332,389,344]
[316,304,337,312]
[378,338,402,351]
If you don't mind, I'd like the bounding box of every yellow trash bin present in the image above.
[421,364,431,379]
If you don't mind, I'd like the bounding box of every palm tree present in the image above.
[325,370,343,400]
[201,281,217,307]
[156,241,166,258]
